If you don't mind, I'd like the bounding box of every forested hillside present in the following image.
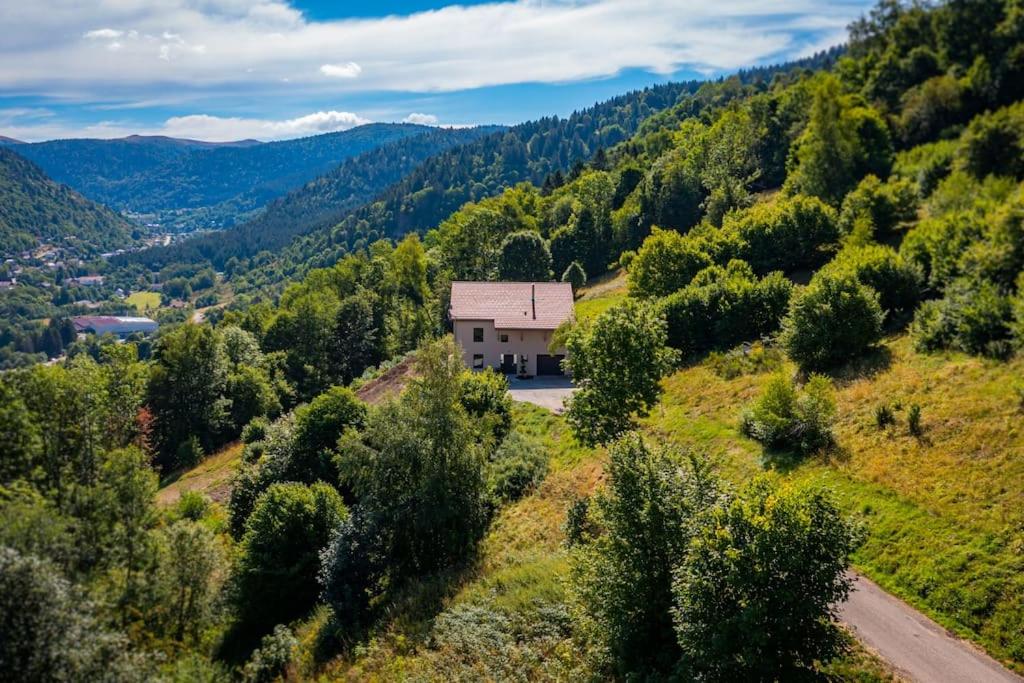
[14,124,438,227]
[4,0,1024,680]
[121,126,502,273]
[0,147,135,255]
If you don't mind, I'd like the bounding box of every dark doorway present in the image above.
[501,354,516,374]
[537,354,565,375]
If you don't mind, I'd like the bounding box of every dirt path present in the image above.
[840,573,1023,682]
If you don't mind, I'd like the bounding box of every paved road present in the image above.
[840,573,1023,682]
[507,375,576,414]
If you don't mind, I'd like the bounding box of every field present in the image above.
[125,290,161,313]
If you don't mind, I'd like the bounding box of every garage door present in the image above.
[536,354,565,376]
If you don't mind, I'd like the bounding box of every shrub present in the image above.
[706,341,785,379]
[486,431,548,504]
[673,479,862,681]
[174,491,211,522]
[241,416,270,444]
[741,373,837,455]
[892,139,957,195]
[875,404,896,430]
[460,368,513,444]
[242,625,298,683]
[957,100,1024,180]
[780,272,884,371]
[820,244,923,315]
[627,227,713,297]
[176,435,205,469]
[563,497,593,548]
[900,209,987,289]
[910,277,1013,356]
[561,260,587,292]
[838,175,918,240]
[726,195,840,274]
[290,386,367,484]
[907,404,924,437]
[660,261,792,357]
[233,482,348,629]
[564,300,678,445]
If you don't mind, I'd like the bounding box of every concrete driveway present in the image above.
[507,375,576,414]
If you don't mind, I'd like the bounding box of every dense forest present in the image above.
[4,0,1024,680]
[0,148,136,255]
[120,126,502,273]
[12,124,440,229]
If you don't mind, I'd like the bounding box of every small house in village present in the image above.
[449,281,574,377]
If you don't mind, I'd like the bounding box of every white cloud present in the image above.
[404,112,439,125]
[320,62,362,79]
[0,109,372,142]
[2,0,870,96]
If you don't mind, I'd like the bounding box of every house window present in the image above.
[472,354,485,369]
[500,333,509,343]
[473,327,484,342]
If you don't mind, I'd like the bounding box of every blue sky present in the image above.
[0,0,875,142]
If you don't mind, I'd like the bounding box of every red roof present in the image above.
[449,281,574,329]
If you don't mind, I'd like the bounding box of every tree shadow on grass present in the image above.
[823,345,894,387]
[760,442,850,473]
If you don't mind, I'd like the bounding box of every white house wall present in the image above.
[452,319,566,376]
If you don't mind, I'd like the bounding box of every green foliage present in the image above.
[726,194,840,274]
[907,403,924,437]
[568,434,719,676]
[838,174,919,241]
[156,519,225,643]
[486,431,548,505]
[0,147,135,255]
[234,482,348,630]
[957,100,1024,180]
[781,272,885,371]
[242,625,298,683]
[0,546,154,682]
[892,139,958,196]
[910,277,1014,357]
[291,386,366,485]
[784,74,892,205]
[638,143,704,233]
[627,226,713,297]
[0,377,41,485]
[875,403,896,429]
[324,337,488,629]
[560,260,587,293]
[820,244,923,314]
[497,230,553,281]
[564,300,678,445]
[741,373,838,455]
[673,479,862,680]
[660,261,793,357]
[706,341,785,379]
[460,368,513,444]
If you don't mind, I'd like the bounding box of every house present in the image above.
[449,281,574,377]
[71,275,105,286]
[72,316,158,338]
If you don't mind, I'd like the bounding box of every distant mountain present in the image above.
[0,147,134,255]
[13,124,438,218]
[0,136,25,145]
[122,126,502,271]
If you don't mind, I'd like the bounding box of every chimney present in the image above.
[531,284,536,320]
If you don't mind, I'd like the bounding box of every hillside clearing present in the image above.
[125,290,161,313]
[156,441,243,507]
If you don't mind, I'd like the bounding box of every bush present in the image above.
[780,272,884,371]
[627,227,713,297]
[726,195,840,274]
[233,482,348,629]
[241,416,270,444]
[486,431,548,504]
[460,368,513,444]
[660,261,792,357]
[875,404,896,430]
[741,373,837,455]
[673,479,861,681]
[173,491,211,522]
[176,435,205,469]
[242,625,298,683]
[291,386,366,484]
[838,175,918,240]
[706,341,785,379]
[820,244,923,314]
[561,260,587,292]
[907,403,924,437]
[957,100,1024,180]
[892,139,957,196]
[910,277,1013,356]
